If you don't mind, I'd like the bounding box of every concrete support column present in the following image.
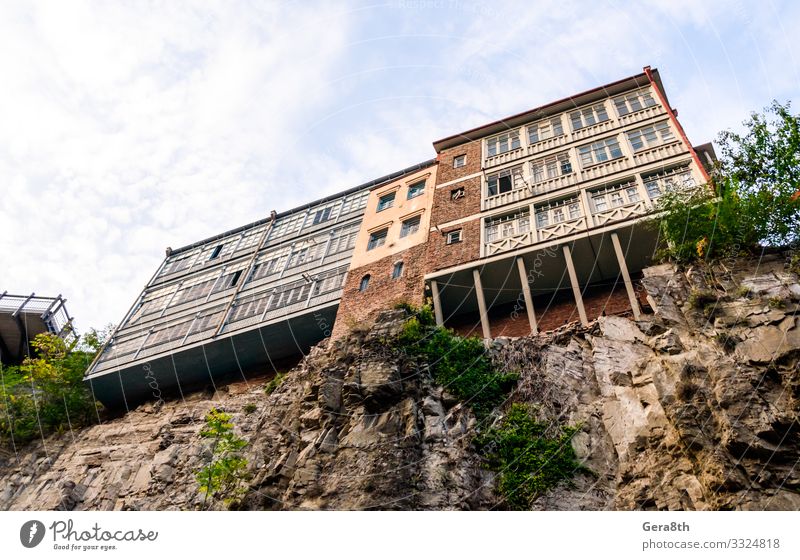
[430,280,444,327]
[610,232,642,320]
[472,269,492,339]
[515,257,538,334]
[562,245,589,326]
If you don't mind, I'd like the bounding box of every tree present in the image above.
[656,101,800,262]
[0,330,107,447]
[195,408,249,509]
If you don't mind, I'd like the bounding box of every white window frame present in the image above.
[589,182,641,212]
[367,228,388,251]
[527,116,564,144]
[485,209,530,243]
[486,130,521,157]
[613,89,657,116]
[377,191,396,212]
[453,154,466,168]
[578,136,624,167]
[399,215,421,238]
[535,197,582,228]
[446,230,462,244]
[486,166,524,197]
[569,103,610,130]
[391,261,404,279]
[626,121,676,152]
[406,181,425,199]
[530,152,573,183]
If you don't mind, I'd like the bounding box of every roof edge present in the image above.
[169,158,437,255]
[432,67,661,152]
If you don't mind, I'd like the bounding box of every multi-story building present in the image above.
[86,66,714,407]
[331,161,437,338]
[85,161,433,407]
[423,66,713,337]
[0,292,72,364]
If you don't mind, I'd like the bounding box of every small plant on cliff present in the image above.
[195,408,249,509]
[396,305,517,418]
[264,371,287,395]
[475,403,584,510]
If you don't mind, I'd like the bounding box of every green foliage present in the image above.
[243,403,257,414]
[687,289,718,310]
[264,371,287,395]
[656,101,800,262]
[768,296,786,309]
[195,408,249,509]
[0,330,107,448]
[396,306,517,418]
[475,403,583,510]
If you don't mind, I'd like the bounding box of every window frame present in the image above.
[367,228,389,251]
[613,89,657,116]
[406,181,425,200]
[359,275,370,292]
[391,261,404,279]
[486,130,521,157]
[376,191,396,212]
[453,154,466,168]
[399,215,421,238]
[445,230,462,244]
[528,116,565,144]
[569,103,610,131]
[578,136,624,167]
[626,121,676,152]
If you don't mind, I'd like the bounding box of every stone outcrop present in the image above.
[0,254,798,510]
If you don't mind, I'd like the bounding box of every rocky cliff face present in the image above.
[1,255,798,510]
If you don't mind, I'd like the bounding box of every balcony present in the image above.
[526,134,569,156]
[579,156,631,182]
[592,199,649,226]
[632,141,686,166]
[617,104,666,127]
[484,145,526,168]
[484,185,532,210]
[570,119,615,142]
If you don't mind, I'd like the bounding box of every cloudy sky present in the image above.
[1,0,798,331]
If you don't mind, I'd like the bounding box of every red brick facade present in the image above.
[332,243,428,339]
[434,139,481,185]
[447,279,651,338]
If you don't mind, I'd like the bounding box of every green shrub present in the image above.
[243,403,257,414]
[264,371,287,395]
[655,101,800,263]
[0,330,107,448]
[396,306,516,418]
[688,289,718,310]
[475,403,583,509]
[195,408,249,509]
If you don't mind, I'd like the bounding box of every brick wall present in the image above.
[435,140,481,185]
[429,175,482,226]
[447,278,650,338]
[331,243,428,339]
[424,217,481,274]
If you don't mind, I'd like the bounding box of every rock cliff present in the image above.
[1,255,798,510]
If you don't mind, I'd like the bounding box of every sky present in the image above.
[1,0,798,331]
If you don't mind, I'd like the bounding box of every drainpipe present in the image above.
[643,66,711,184]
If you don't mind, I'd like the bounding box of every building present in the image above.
[86,66,713,407]
[423,66,713,337]
[85,161,433,407]
[331,161,437,338]
[0,292,73,365]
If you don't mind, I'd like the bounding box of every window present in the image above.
[590,182,641,213]
[487,167,522,197]
[528,117,564,143]
[569,103,610,130]
[627,121,675,152]
[446,230,462,244]
[391,261,404,279]
[453,154,466,168]
[531,152,573,183]
[327,223,359,255]
[341,190,369,214]
[209,245,223,260]
[367,228,388,251]
[535,197,581,228]
[578,137,624,167]
[486,130,521,157]
[451,187,465,200]
[642,166,695,199]
[359,275,370,292]
[407,181,425,199]
[377,192,395,212]
[485,210,530,243]
[312,207,332,225]
[400,215,421,238]
[613,90,657,116]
